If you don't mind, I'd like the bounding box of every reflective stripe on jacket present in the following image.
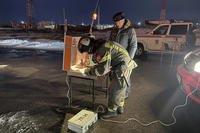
[89,41,137,76]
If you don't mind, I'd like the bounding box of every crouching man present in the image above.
[78,36,137,118]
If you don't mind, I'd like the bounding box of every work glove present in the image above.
[79,68,91,76]
[84,68,91,76]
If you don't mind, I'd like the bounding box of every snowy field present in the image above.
[0,27,152,52]
[0,39,64,51]
[0,31,111,51]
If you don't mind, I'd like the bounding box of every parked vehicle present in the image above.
[136,22,200,56]
[177,48,200,103]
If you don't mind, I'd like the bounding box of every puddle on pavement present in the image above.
[5,67,39,78]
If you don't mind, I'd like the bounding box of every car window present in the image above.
[169,25,188,35]
[153,25,169,35]
[189,24,193,30]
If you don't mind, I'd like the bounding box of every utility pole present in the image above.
[97,6,100,26]
[89,0,99,34]
[160,0,166,20]
[27,0,33,29]
[63,8,68,34]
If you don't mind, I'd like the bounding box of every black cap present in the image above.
[113,12,125,22]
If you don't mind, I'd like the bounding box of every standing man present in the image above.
[110,12,137,98]
[78,36,137,118]
[186,26,196,49]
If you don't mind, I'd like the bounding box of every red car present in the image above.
[177,48,200,103]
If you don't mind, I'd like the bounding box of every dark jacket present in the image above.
[88,41,137,76]
[110,19,137,58]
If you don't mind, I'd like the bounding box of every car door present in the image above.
[165,24,188,50]
[148,25,169,51]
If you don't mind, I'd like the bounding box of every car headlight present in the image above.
[194,61,200,73]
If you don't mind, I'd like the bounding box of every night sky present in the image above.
[0,0,200,25]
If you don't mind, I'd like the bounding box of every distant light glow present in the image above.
[92,13,97,20]
[21,21,24,24]
[137,22,142,26]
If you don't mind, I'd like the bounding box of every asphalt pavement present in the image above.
[0,49,200,133]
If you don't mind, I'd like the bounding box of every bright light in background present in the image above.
[21,21,25,24]
[81,22,85,26]
[92,12,97,20]
[137,22,142,26]
[0,65,8,69]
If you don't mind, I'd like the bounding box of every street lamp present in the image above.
[90,12,98,34]
[92,12,97,20]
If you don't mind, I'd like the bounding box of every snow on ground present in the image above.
[0,65,8,69]
[0,31,111,51]
[0,29,148,51]
[0,39,64,51]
